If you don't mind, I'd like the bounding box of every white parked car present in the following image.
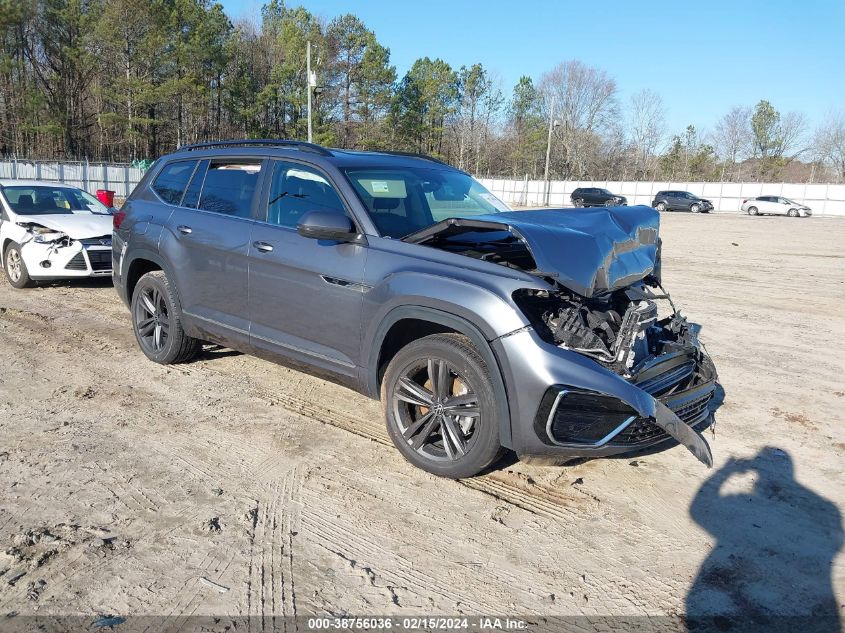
[740,195,812,217]
[0,180,114,288]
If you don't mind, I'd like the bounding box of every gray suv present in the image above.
[113,140,717,478]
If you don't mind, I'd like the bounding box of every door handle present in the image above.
[177,225,192,234]
[253,241,274,253]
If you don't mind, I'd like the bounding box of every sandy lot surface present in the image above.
[0,213,842,629]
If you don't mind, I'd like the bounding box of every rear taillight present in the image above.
[742,199,748,204]
[113,210,127,229]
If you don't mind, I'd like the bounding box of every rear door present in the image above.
[159,158,264,346]
[247,159,366,379]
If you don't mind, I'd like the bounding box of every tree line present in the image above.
[2,0,844,183]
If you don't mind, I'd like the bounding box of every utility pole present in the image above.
[543,96,556,206]
[306,40,313,143]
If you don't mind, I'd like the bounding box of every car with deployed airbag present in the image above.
[113,140,719,478]
[0,180,114,288]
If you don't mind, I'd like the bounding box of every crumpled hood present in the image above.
[415,206,660,298]
[15,213,113,239]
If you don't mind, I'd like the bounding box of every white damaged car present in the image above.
[0,180,114,289]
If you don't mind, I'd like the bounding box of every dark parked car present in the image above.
[113,140,717,478]
[651,191,713,213]
[570,187,627,207]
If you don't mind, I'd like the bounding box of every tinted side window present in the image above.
[152,160,198,205]
[266,161,346,228]
[198,160,262,218]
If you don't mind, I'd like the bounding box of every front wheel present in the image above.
[4,243,34,289]
[131,270,201,364]
[787,208,799,217]
[690,203,701,213]
[382,334,504,478]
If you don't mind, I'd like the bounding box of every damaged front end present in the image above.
[516,282,717,466]
[15,221,112,277]
[408,206,718,466]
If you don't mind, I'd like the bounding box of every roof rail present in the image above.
[374,150,451,167]
[176,139,334,157]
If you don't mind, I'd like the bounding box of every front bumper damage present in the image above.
[17,228,112,279]
[493,327,717,467]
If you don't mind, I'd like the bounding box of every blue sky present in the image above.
[219,0,844,135]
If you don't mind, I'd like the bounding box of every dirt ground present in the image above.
[0,213,842,629]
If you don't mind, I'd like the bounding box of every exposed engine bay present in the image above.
[514,284,701,377]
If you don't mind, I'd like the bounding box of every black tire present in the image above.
[748,206,759,216]
[690,203,701,213]
[656,202,667,212]
[4,242,35,289]
[131,270,200,364]
[787,208,799,218]
[382,333,504,478]
[573,198,584,207]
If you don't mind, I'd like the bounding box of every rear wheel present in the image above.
[748,206,759,216]
[131,270,200,364]
[4,243,34,289]
[573,198,584,207]
[382,333,503,478]
[656,202,667,212]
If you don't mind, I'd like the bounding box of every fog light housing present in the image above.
[39,260,52,268]
[536,387,638,446]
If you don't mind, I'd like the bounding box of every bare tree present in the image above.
[813,111,845,181]
[538,60,618,179]
[628,89,665,179]
[712,106,752,180]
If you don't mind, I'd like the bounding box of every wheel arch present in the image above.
[368,305,513,449]
[123,250,180,306]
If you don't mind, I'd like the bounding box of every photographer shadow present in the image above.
[686,447,842,632]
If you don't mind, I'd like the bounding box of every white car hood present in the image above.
[15,213,113,239]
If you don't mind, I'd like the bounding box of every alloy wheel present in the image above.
[392,358,480,462]
[134,285,170,353]
[6,250,22,282]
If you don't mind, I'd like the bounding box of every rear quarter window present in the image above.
[152,160,198,205]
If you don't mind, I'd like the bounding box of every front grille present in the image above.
[79,236,112,246]
[65,252,87,270]
[636,360,695,395]
[85,249,112,271]
[612,391,713,446]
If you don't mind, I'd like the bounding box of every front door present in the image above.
[248,159,366,379]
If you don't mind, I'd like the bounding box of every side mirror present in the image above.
[297,211,358,242]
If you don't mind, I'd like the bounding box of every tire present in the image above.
[748,206,759,216]
[130,270,200,364]
[656,202,667,212]
[382,333,504,478]
[690,203,701,214]
[787,208,799,217]
[573,198,584,207]
[4,242,35,289]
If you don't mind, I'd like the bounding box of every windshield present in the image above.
[344,168,510,238]
[2,185,109,216]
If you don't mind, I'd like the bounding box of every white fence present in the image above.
[0,160,145,197]
[3,159,844,216]
[478,178,845,217]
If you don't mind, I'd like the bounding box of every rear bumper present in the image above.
[493,328,717,460]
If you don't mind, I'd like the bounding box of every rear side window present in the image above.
[198,160,263,218]
[152,160,197,205]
